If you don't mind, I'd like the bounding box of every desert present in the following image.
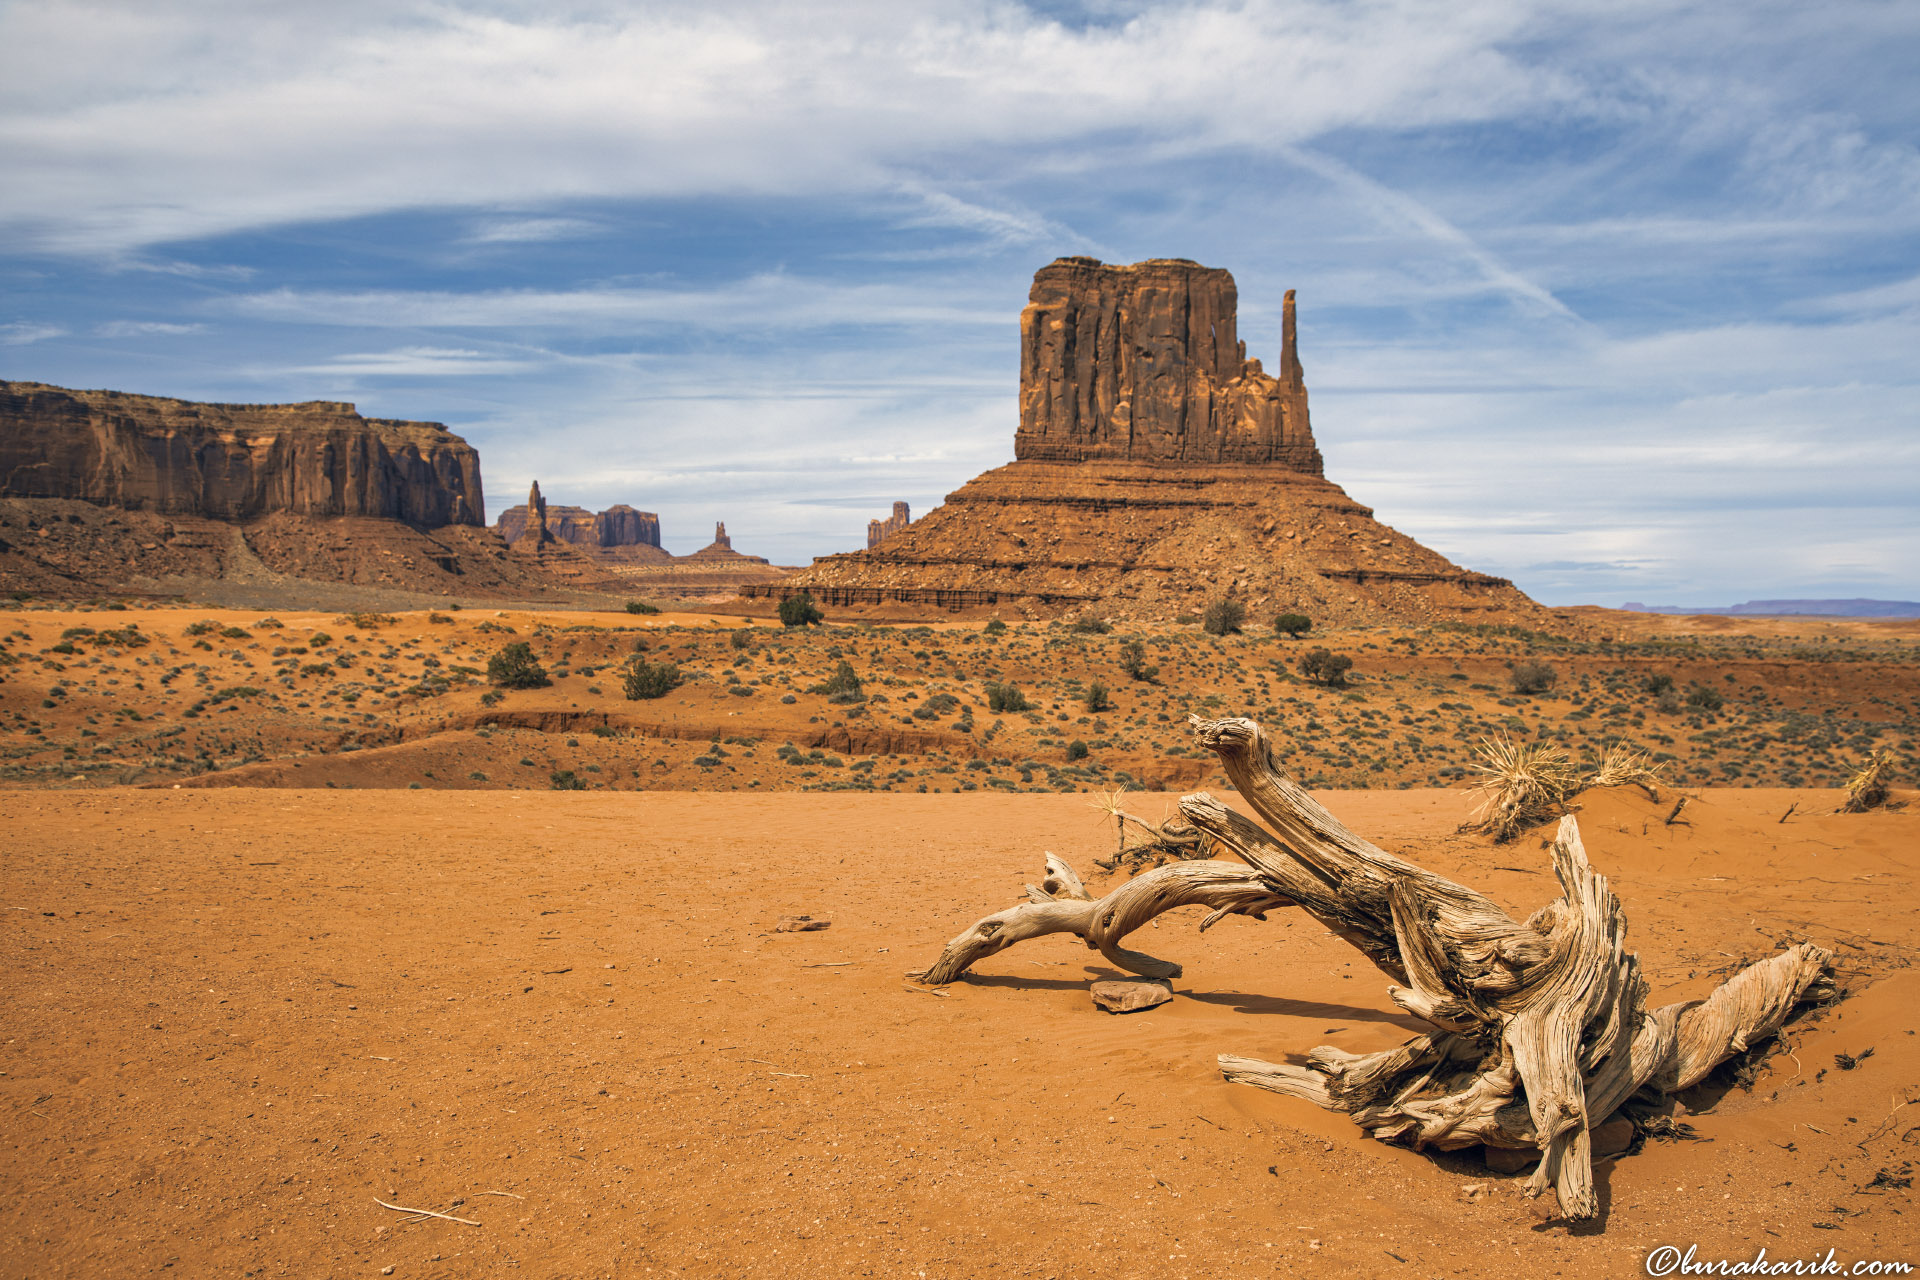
[6,5,1920,1275]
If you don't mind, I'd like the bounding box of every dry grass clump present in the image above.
[1585,743,1664,800]
[1465,736,1582,843]
[1091,790,1211,873]
[1840,749,1896,813]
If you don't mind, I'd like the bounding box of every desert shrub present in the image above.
[253,617,284,629]
[625,601,660,615]
[1466,736,1581,843]
[184,620,220,636]
[96,626,148,648]
[811,660,866,704]
[1841,749,1896,813]
[1069,618,1111,635]
[337,612,397,629]
[984,681,1031,713]
[1083,680,1112,713]
[219,626,251,640]
[984,619,1007,635]
[1066,739,1089,761]
[49,641,77,654]
[1299,647,1354,686]
[1173,613,1200,626]
[777,593,823,627]
[61,626,96,640]
[1119,639,1158,683]
[1273,612,1312,638]
[549,770,586,791]
[1655,686,1682,714]
[479,691,502,707]
[729,628,754,650]
[1510,661,1558,695]
[427,612,454,625]
[487,641,550,689]
[1202,599,1246,636]
[623,659,683,701]
[298,663,335,678]
[1585,743,1663,799]
[1684,683,1724,711]
[1642,673,1675,695]
[912,693,961,721]
[309,631,333,646]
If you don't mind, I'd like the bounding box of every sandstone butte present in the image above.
[748,257,1545,626]
[0,384,625,600]
[0,380,483,526]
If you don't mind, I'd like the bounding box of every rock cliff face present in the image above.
[868,502,911,549]
[497,495,662,552]
[1016,258,1322,471]
[0,381,484,527]
[750,258,1542,626]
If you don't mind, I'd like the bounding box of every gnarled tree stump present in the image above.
[913,716,1835,1222]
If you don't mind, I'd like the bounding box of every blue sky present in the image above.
[2,0,1916,604]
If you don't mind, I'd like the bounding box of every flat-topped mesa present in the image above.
[0,380,484,526]
[1015,258,1322,471]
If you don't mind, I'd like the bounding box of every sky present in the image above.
[2,0,1917,606]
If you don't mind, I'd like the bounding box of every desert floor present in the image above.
[3,784,1915,1278]
[0,603,1914,796]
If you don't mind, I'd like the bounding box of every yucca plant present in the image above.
[1840,749,1896,813]
[1465,735,1581,842]
[1585,742,1664,800]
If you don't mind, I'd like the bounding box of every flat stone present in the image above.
[1090,978,1173,1014]
[775,915,830,932]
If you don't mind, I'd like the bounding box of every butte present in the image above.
[752,257,1544,625]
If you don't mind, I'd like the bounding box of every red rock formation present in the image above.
[867,501,911,549]
[498,496,662,556]
[1015,258,1321,471]
[0,381,484,526]
[595,504,661,550]
[750,258,1542,626]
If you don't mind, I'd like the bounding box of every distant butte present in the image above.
[749,257,1542,625]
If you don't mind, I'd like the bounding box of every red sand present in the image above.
[3,784,1915,1277]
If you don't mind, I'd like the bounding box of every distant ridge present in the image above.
[1622,598,1920,618]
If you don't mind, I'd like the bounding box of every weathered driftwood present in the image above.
[914,715,1836,1222]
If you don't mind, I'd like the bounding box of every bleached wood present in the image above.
[914,714,1838,1223]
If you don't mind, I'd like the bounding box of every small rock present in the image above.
[1592,1117,1636,1158]
[1089,977,1172,1014]
[1484,1144,1538,1174]
[775,915,830,932]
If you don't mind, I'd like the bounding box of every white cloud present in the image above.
[94,319,205,337]
[0,322,65,344]
[285,346,536,376]
[0,0,1568,253]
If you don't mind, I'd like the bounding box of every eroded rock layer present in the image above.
[1016,258,1320,470]
[0,382,483,527]
[747,460,1533,624]
[753,257,1539,625]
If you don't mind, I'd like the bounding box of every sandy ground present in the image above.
[3,784,1915,1278]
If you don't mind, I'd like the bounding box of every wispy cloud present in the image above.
[284,347,535,377]
[0,322,65,344]
[94,319,205,337]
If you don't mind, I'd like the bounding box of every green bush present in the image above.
[1066,740,1089,761]
[184,619,219,636]
[219,626,251,640]
[1510,661,1557,695]
[549,770,586,791]
[1069,618,1111,635]
[1203,600,1246,636]
[1083,680,1112,713]
[1273,612,1312,638]
[778,593,823,627]
[625,601,660,615]
[912,693,961,721]
[811,660,866,704]
[730,628,754,650]
[1119,639,1158,682]
[983,619,1008,635]
[487,641,550,689]
[1299,647,1354,686]
[985,681,1031,713]
[1643,673,1675,695]
[1685,683,1724,711]
[623,659,683,700]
